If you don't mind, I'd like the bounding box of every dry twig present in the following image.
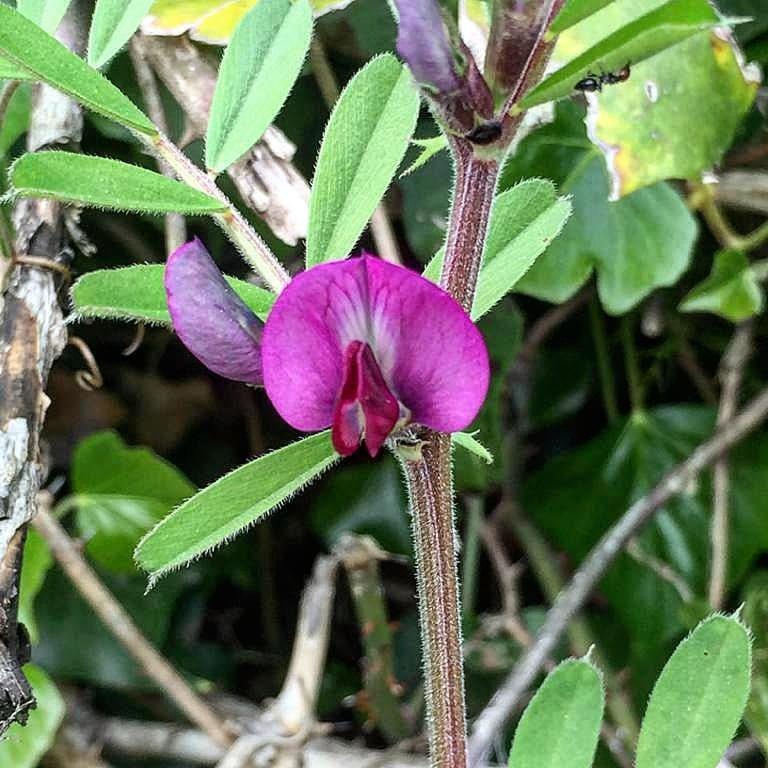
[128,38,187,256]
[32,498,235,749]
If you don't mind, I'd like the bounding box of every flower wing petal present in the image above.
[165,238,263,384]
[364,257,490,433]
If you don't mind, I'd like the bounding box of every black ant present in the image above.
[465,119,503,145]
[574,63,631,93]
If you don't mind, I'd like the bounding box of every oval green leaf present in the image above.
[306,54,420,267]
[88,0,156,69]
[589,32,756,197]
[10,152,227,214]
[522,0,719,107]
[636,615,751,768]
[206,0,312,173]
[508,658,604,768]
[503,104,698,314]
[71,264,275,325]
[136,431,340,582]
[0,4,155,134]
[72,431,196,574]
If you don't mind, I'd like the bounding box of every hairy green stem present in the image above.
[144,133,290,293]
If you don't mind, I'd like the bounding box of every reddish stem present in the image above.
[402,434,465,767]
[440,138,500,313]
[401,139,501,768]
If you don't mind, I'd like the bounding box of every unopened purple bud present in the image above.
[393,0,461,94]
[165,239,264,384]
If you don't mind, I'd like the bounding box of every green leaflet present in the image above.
[473,183,572,319]
[306,54,420,266]
[0,56,33,81]
[680,250,765,322]
[508,658,604,768]
[550,0,615,34]
[136,431,341,582]
[400,134,448,177]
[452,432,494,465]
[88,0,156,68]
[423,179,572,319]
[636,615,751,768]
[71,264,275,326]
[0,4,155,133]
[206,0,312,172]
[10,152,226,214]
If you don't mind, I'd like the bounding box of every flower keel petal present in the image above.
[332,341,400,458]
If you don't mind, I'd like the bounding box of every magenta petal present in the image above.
[262,256,489,439]
[364,258,490,433]
[165,238,263,384]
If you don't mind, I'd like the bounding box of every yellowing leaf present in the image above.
[144,0,354,43]
[550,0,759,196]
[143,0,256,44]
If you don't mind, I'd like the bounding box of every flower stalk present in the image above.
[393,2,565,759]
[402,142,501,767]
[399,433,466,768]
[440,137,500,312]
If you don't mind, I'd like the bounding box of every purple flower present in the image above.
[166,243,490,458]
